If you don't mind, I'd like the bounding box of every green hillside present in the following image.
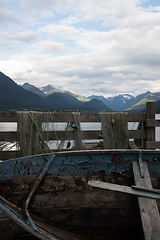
[126,93,160,112]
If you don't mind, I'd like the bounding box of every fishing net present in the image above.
[17,111,84,157]
[17,112,52,157]
[100,112,129,149]
[72,112,84,150]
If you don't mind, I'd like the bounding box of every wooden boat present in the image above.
[0,149,160,240]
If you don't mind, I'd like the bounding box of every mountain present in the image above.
[40,85,57,95]
[23,83,89,102]
[89,95,111,106]
[44,92,112,112]
[44,92,81,109]
[155,99,160,113]
[89,94,134,111]
[22,83,43,95]
[127,92,160,112]
[88,92,155,112]
[0,72,112,112]
[2,72,159,113]
[0,72,49,111]
[107,94,134,111]
[80,99,113,112]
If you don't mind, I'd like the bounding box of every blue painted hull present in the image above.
[0,150,160,239]
[0,149,160,179]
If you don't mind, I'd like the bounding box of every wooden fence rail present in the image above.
[0,102,159,160]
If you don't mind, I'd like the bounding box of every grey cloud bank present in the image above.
[0,0,160,98]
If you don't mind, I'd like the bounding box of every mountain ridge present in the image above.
[0,72,111,112]
[21,81,160,112]
[1,72,160,112]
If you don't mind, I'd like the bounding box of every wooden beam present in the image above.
[129,130,146,139]
[0,112,147,123]
[128,113,146,122]
[42,130,100,141]
[0,132,18,141]
[132,161,160,240]
[146,102,155,149]
[0,113,17,122]
[146,119,160,128]
[146,141,160,150]
[0,151,18,160]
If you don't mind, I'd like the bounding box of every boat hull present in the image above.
[0,150,160,239]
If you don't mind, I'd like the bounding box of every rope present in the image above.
[28,112,52,153]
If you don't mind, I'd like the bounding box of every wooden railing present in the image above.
[0,102,158,160]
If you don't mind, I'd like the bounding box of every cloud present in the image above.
[40,23,80,39]
[0,30,37,43]
[31,40,67,53]
[0,8,21,25]
[0,0,160,98]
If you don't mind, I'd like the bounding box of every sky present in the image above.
[0,0,160,98]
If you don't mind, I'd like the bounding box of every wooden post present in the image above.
[132,161,160,239]
[146,102,155,149]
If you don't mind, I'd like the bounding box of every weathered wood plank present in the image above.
[0,132,18,141]
[0,112,146,123]
[146,119,160,127]
[132,161,160,240]
[146,141,160,149]
[0,151,18,160]
[0,174,142,229]
[42,130,100,140]
[128,113,146,122]
[135,122,146,149]
[0,130,147,142]
[41,113,102,122]
[0,113,17,122]
[146,102,155,147]
[129,130,146,139]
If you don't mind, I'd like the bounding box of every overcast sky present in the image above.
[0,0,160,98]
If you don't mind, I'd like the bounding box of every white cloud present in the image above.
[31,40,67,53]
[40,23,80,39]
[0,0,160,98]
[0,30,37,42]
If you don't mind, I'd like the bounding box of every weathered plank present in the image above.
[0,112,146,123]
[0,151,18,160]
[146,102,155,147]
[146,119,160,128]
[42,130,100,141]
[135,122,146,149]
[0,174,141,229]
[0,130,147,142]
[132,161,160,240]
[42,113,146,123]
[128,113,146,122]
[146,141,160,150]
[128,130,146,139]
[0,113,17,122]
[0,132,18,141]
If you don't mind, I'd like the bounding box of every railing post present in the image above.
[146,102,155,149]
